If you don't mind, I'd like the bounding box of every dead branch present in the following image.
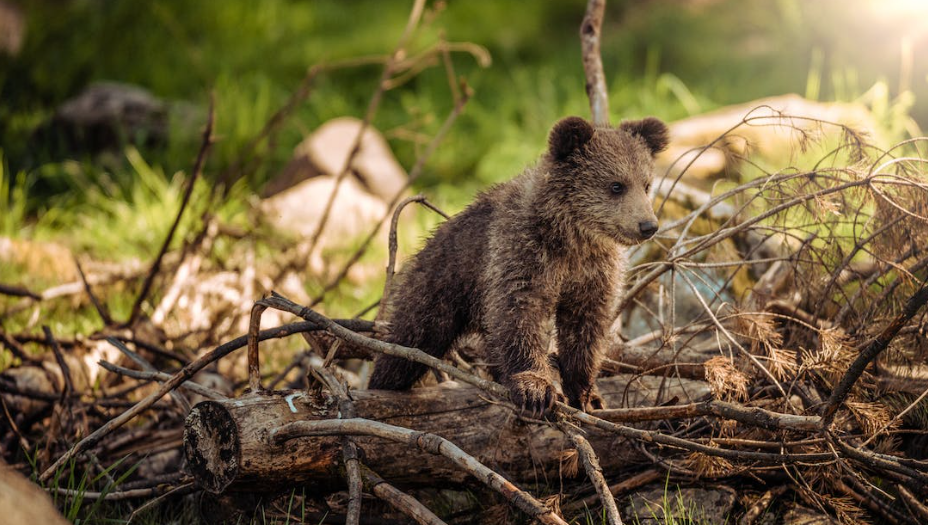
[897,484,928,522]
[361,466,447,525]
[74,256,113,325]
[128,95,214,326]
[304,0,427,261]
[107,337,191,412]
[580,0,609,125]
[256,294,837,467]
[43,326,73,399]
[594,399,819,431]
[50,483,194,502]
[382,194,449,309]
[0,282,40,300]
[309,83,471,307]
[558,420,622,525]
[38,318,367,482]
[822,284,928,427]
[272,418,568,525]
[97,361,225,401]
[182,375,706,490]
[307,356,363,525]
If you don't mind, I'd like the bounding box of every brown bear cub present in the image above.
[368,116,669,414]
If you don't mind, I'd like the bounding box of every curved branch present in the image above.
[273,418,567,525]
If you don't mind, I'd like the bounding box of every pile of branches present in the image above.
[3,1,928,524]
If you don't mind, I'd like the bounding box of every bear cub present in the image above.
[368,115,669,414]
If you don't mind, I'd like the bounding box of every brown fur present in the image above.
[368,116,669,414]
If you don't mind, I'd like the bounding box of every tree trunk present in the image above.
[184,374,709,494]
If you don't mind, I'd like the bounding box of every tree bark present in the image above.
[184,374,709,494]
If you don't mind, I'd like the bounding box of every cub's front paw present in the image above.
[508,371,564,417]
[566,385,607,412]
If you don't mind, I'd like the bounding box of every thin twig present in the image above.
[126,482,198,524]
[382,194,449,308]
[558,420,622,525]
[128,95,214,325]
[97,360,226,401]
[821,283,928,427]
[304,0,427,261]
[309,86,470,306]
[593,399,820,431]
[38,318,368,482]
[0,282,41,300]
[43,326,73,399]
[361,465,447,525]
[217,66,321,191]
[0,330,41,365]
[51,483,194,502]
[106,337,191,412]
[74,257,113,325]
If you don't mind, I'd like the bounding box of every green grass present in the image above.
[21,450,143,525]
[6,0,922,205]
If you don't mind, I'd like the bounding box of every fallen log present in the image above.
[184,374,709,493]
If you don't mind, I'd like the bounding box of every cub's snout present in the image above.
[638,220,658,239]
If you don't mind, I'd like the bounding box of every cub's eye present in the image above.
[645,182,652,193]
[610,182,626,195]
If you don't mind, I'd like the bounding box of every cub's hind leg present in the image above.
[368,288,464,390]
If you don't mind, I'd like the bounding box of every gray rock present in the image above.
[781,506,840,525]
[39,82,169,154]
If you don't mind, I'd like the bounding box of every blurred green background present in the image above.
[1,0,926,252]
[2,2,927,519]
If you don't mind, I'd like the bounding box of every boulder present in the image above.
[260,175,388,242]
[37,82,168,155]
[658,94,879,183]
[265,117,407,201]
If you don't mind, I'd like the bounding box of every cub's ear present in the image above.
[620,117,670,156]
[549,116,595,160]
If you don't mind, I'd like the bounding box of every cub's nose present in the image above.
[638,221,659,239]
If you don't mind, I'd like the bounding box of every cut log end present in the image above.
[184,401,240,494]
[184,391,345,494]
